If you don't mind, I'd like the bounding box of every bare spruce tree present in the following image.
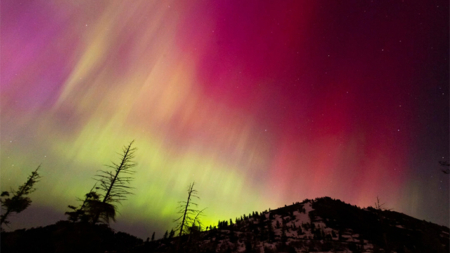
[174,182,204,237]
[1,165,41,227]
[91,140,137,224]
[190,208,206,233]
[374,196,391,211]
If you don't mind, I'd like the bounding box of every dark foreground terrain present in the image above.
[2,197,449,253]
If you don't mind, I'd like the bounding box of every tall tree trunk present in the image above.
[91,141,135,224]
[0,209,11,225]
[178,183,194,237]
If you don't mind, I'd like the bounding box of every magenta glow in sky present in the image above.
[1,0,448,238]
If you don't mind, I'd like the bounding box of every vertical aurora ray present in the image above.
[1,0,448,238]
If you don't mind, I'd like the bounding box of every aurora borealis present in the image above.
[1,0,448,239]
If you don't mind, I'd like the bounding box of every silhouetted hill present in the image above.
[1,220,143,253]
[141,197,449,253]
[2,197,448,252]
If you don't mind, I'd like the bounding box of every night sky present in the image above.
[1,0,448,239]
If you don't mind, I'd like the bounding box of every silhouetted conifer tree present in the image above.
[374,196,391,211]
[229,224,237,243]
[191,208,205,232]
[174,182,204,237]
[1,165,41,227]
[91,141,137,224]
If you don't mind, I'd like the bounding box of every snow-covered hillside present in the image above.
[145,197,449,253]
